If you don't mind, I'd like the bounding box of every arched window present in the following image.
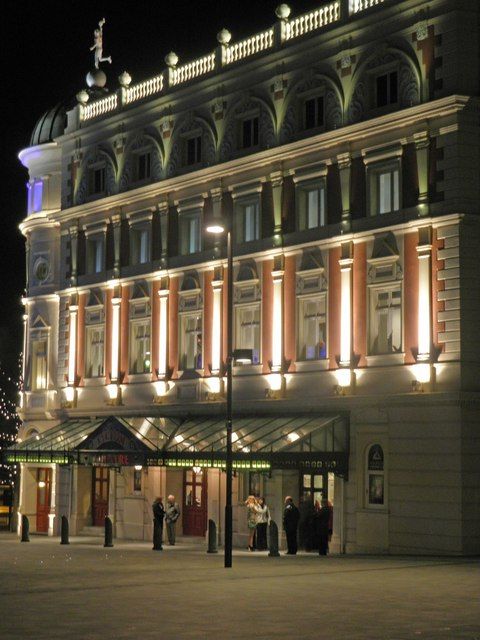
[366,444,385,507]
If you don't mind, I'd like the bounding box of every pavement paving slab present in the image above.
[0,534,479,640]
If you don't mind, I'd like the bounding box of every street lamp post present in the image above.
[206,210,233,568]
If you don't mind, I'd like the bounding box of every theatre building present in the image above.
[8,0,480,554]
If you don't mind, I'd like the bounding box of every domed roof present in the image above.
[30,103,67,147]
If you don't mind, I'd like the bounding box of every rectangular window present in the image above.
[378,169,400,214]
[304,96,324,130]
[298,185,326,230]
[241,202,260,242]
[185,136,202,166]
[85,326,104,377]
[86,237,104,274]
[297,296,327,361]
[376,71,398,108]
[179,313,202,370]
[32,181,43,213]
[130,227,150,265]
[242,117,259,148]
[31,336,48,390]
[234,304,260,364]
[179,213,201,255]
[88,167,105,195]
[129,320,151,374]
[369,288,402,355]
[137,152,151,181]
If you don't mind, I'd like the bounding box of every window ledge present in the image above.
[295,360,330,372]
[233,364,263,376]
[365,353,405,367]
[127,373,152,383]
[83,377,106,387]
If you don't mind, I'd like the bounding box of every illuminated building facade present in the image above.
[10,0,480,554]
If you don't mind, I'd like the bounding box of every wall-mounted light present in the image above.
[334,368,355,396]
[62,386,77,409]
[106,383,122,406]
[38,481,46,488]
[205,376,224,401]
[287,432,300,443]
[153,380,171,404]
[412,363,434,392]
[265,373,286,399]
[134,465,143,472]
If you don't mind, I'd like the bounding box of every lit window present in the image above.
[369,287,402,355]
[366,444,385,507]
[130,227,150,265]
[234,305,260,364]
[376,71,398,108]
[32,181,43,213]
[88,166,105,195]
[239,202,260,242]
[185,136,202,166]
[298,184,326,230]
[129,320,151,374]
[297,296,327,361]
[136,152,151,182]
[242,117,259,148]
[378,169,400,214]
[179,313,202,370]
[85,326,104,377]
[86,236,104,274]
[179,212,201,255]
[304,96,324,130]
[31,334,48,390]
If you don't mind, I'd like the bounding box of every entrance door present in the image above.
[36,468,52,533]
[183,469,207,536]
[92,467,109,526]
[301,472,334,507]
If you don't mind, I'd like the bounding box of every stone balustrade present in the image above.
[224,28,274,65]
[170,53,216,85]
[124,75,164,104]
[285,1,340,40]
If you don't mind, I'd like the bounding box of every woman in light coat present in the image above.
[245,495,259,551]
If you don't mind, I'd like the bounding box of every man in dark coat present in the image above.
[283,496,300,555]
[315,499,332,555]
[152,496,165,551]
[298,495,315,551]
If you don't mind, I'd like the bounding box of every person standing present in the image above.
[245,495,259,551]
[316,499,332,556]
[283,496,300,555]
[299,494,315,551]
[255,496,270,551]
[152,496,165,551]
[165,494,181,545]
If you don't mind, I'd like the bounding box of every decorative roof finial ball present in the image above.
[165,51,179,68]
[217,28,232,45]
[118,71,132,88]
[86,68,107,89]
[76,89,90,106]
[275,4,291,20]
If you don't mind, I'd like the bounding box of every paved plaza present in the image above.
[0,534,478,639]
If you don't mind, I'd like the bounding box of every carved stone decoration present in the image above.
[119,133,163,191]
[219,96,276,162]
[348,49,420,123]
[279,75,342,145]
[75,147,117,205]
[167,112,216,177]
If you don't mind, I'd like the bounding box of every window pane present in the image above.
[307,189,319,228]
[370,289,402,354]
[368,474,384,505]
[389,71,398,104]
[235,305,260,362]
[304,98,316,129]
[303,475,311,489]
[376,74,388,108]
[379,172,392,214]
[244,204,258,242]
[180,314,202,369]
[393,170,399,211]
[299,297,326,360]
[313,474,323,489]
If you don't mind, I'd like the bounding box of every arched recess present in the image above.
[279,71,343,144]
[75,146,118,205]
[219,94,277,162]
[347,44,421,124]
[119,132,163,191]
[167,112,217,177]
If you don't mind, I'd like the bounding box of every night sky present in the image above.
[1,0,316,377]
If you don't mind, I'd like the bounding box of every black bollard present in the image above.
[268,520,280,557]
[21,515,30,543]
[60,515,69,545]
[207,519,218,554]
[152,520,163,551]
[104,516,114,548]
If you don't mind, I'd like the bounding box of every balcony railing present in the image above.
[79,0,392,123]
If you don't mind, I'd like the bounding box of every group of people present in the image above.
[245,495,271,551]
[152,495,181,551]
[284,495,333,556]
